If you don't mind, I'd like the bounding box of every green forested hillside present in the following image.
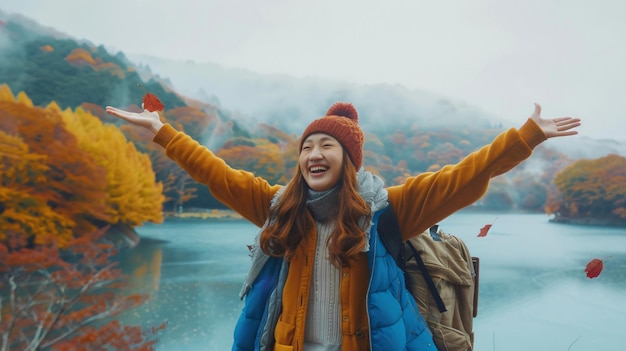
[0,20,185,111]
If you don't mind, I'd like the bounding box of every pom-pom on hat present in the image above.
[299,102,364,169]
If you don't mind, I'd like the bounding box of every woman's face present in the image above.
[299,133,344,192]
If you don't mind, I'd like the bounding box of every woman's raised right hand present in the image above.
[106,106,164,134]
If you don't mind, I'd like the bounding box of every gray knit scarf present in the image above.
[239,168,388,298]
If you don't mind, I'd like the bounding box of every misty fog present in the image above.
[128,53,626,160]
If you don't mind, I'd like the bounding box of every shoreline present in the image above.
[105,209,242,249]
[548,216,626,227]
[163,208,625,228]
[163,209,243,220]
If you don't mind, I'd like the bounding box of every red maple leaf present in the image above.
[477,224,492,237]
[477,217,498,237]
[143,93,164,112]
[137,83,165,112]
[585,256,612,279]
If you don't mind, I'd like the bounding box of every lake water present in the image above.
[116,211,626,351]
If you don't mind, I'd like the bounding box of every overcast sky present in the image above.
[2,0,625,140]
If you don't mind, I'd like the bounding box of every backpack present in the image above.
[378,206,479,351]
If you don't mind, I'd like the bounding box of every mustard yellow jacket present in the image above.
[153,118,546,351]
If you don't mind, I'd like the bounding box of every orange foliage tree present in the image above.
[166,106,215,141]
[0,228,164,351]
[65,47,125,79]
[218,140,294,184]
[0,131,75,246]
[362,132,409,185]
[159,170,197,213]
[0,85,110,240]
[547,154,626,223]
[425,142,465,169]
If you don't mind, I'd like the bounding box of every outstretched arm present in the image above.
[105,105,278,227]
[390,103,582,239]
[105,106,164,134]
[530,103,581,138]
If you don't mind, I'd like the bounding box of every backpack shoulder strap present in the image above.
[405,240,447,313]
[377,205,405,268]
[377,205,447,313]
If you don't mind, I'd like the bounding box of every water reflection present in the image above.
[116,213,626,351]
[117,218,253,350]
[119,238,164,293]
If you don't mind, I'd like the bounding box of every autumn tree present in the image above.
[165,106,215,142]
[59,105,164,227]
[65,47,125,79]
[425,141,465,169]
[0,131,74,247]
[216,121,299,185]
[161,105,221,210]
[159,169,197,213]
[0,228,164,351]
[0,85,110,239]
[547,154,626,224]
[218,140,291,184]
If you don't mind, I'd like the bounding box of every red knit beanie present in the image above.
[299,102,364,169]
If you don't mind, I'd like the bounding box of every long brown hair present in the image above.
[259,150,371,267]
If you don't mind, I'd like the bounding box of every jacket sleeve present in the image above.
[387,118,547,240]
[153,124,281,227]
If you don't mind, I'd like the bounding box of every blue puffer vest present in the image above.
[232,208,438,351]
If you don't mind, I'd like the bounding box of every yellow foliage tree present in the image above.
[59,106,164,227]
[0,84,15,102]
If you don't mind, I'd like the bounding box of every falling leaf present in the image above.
[585,256,612,279]
[477,224,492,237]
[477,217,498,237]
[584,259,603,278]
[137,83,165,112]
[143,93,165,112]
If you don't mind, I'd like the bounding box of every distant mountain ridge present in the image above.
[128,53,626,159]
[127,54,505,133]
[0,10,70,40]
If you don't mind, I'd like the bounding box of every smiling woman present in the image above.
[299,133,345,192]
[298,103,363,192]
[105,97,580,351]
